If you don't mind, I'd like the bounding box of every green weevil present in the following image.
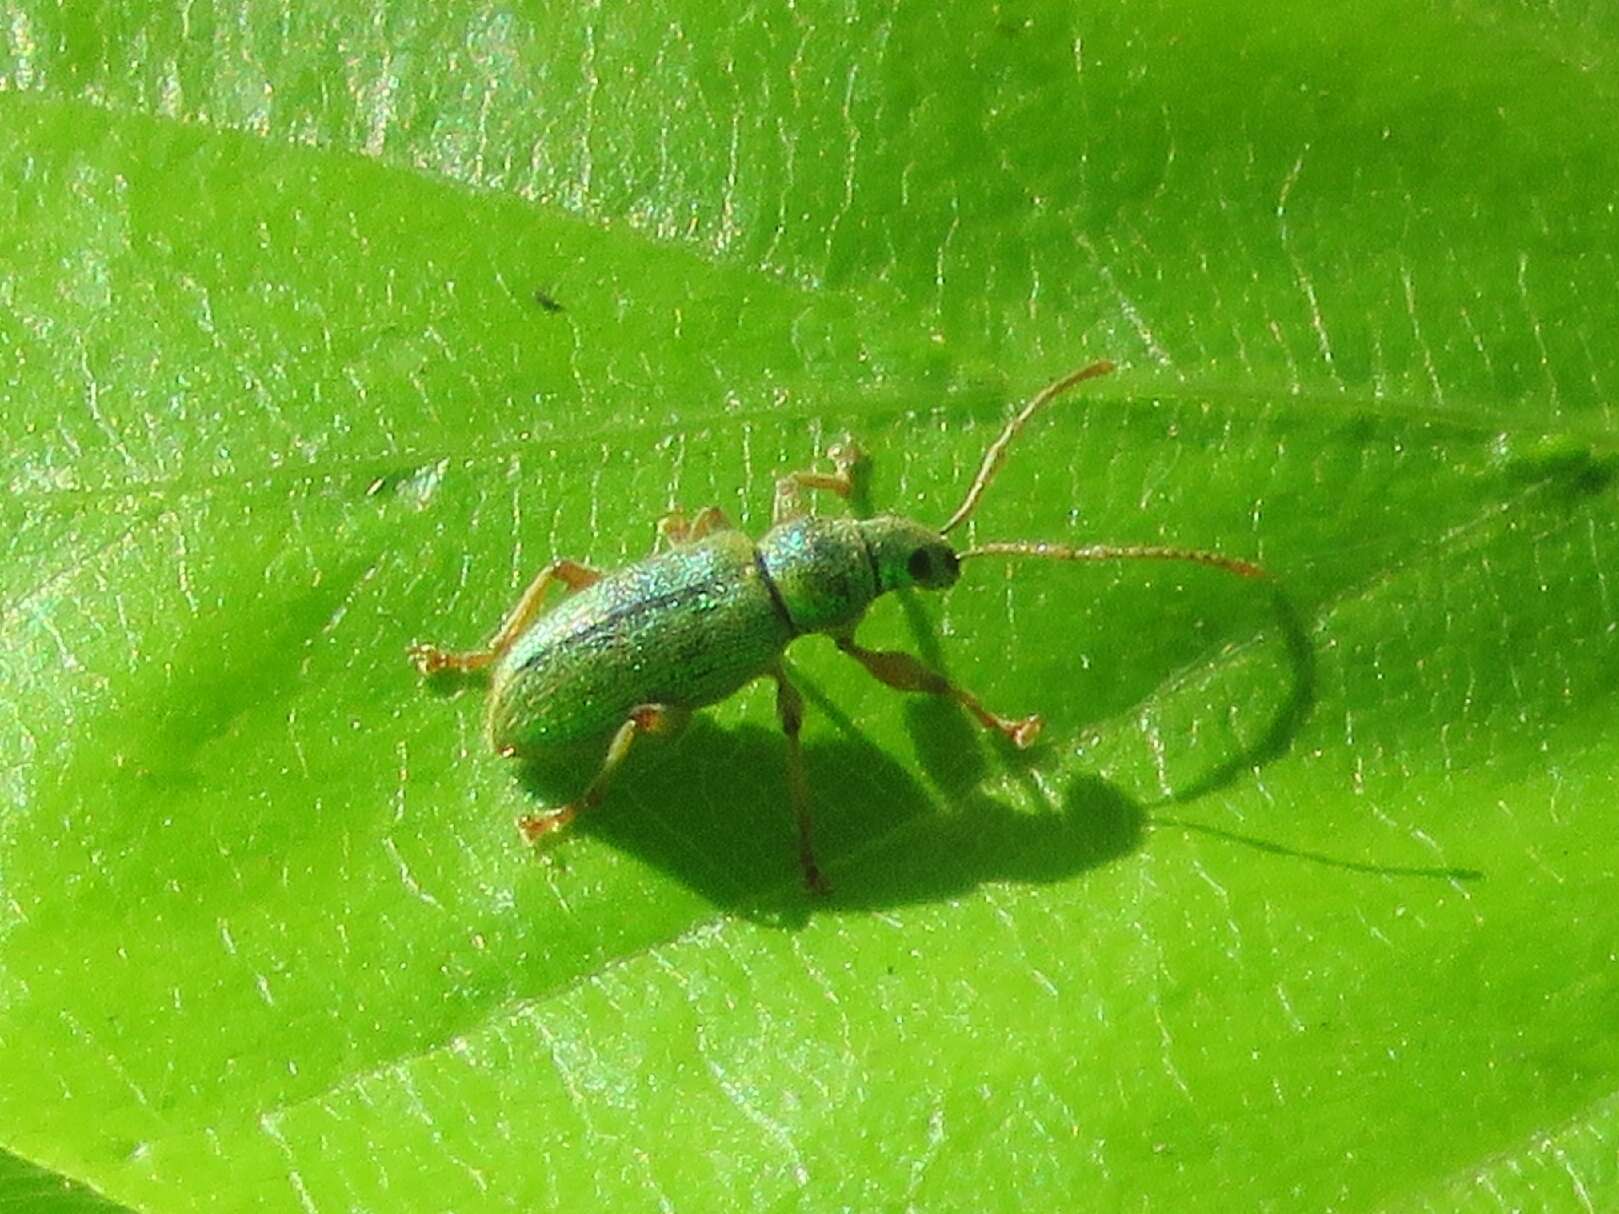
[409,360,1262,891]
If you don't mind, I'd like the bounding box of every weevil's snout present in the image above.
[862,517,962,593]
[905,541,961,590]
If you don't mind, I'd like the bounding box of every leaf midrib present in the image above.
[11,378,1606,513]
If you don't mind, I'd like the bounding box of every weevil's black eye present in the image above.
[907,548,933,581]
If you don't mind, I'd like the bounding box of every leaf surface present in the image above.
[2,3,1616,1210]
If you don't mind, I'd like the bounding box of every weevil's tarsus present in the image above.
[517,704,686,845]
[835,635,1043,748]
[517,802,578,844]
[659,506,736,550]
[774,439,867,524]
[687,506,735,541]
[940,359,1115,536]
[961,540,1265,581]
[770,665,827,894]
[409,558,603,674]
[655,509,689,549]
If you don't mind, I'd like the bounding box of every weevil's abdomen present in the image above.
[487,531,795,753]
[756,516,878,635]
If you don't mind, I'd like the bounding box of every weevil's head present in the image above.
[859,516,962,593]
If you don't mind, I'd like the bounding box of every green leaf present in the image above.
[0,1149,132,1213]
[4,2,1617,1210]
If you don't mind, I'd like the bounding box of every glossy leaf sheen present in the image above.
[2,3,1616,1210]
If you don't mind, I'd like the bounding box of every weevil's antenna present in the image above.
[959,540,1266,580]
[939,359,1115,536]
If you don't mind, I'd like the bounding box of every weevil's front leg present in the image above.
[773,439,866,524]
[409,559,601,674]
[518,704,688,844]
[835,635,1042,748]
[771,665,828,894]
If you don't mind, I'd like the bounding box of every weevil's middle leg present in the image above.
[657,509,691,548]
[657,506,735,549]
[518,704,686,844]
[770,665,828,894]
[835,635,1043,748]
[773,439,866,524]
[688,506,734,539]
[409,559,601,674]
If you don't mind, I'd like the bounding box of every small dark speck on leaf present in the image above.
[533,288,564,313]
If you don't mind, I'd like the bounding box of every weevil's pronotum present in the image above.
[409,361,1263,891]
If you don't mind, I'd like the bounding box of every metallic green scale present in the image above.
[487,529,783,751]
[487,514,949,752]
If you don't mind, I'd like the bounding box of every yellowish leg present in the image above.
[773,440,866,524]
[771,665,827,894]
[408,559,600,674]
[687,506,734,538]
[518,705,686,843]
[658,506,736,550]
[835,635,1042,748]
[657,509,692,549]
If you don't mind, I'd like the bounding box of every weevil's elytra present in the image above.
[486,529,794,752]
[409,361,1264,893]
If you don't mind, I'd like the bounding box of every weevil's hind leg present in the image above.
[408,559,601,674]
[518,704,688,844]
[770,665,828,894]
[835,634,1043,749]
[773,440,866,524]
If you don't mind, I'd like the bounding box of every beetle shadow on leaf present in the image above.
[903,578,1317,809]
[521,711,952,925]
[512,716,910,925]
[513,702,1147,927]
[817,767,1145,915]
[794,694,1145,913]
[1163,582,1315,804]
[505,580,1314,922]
